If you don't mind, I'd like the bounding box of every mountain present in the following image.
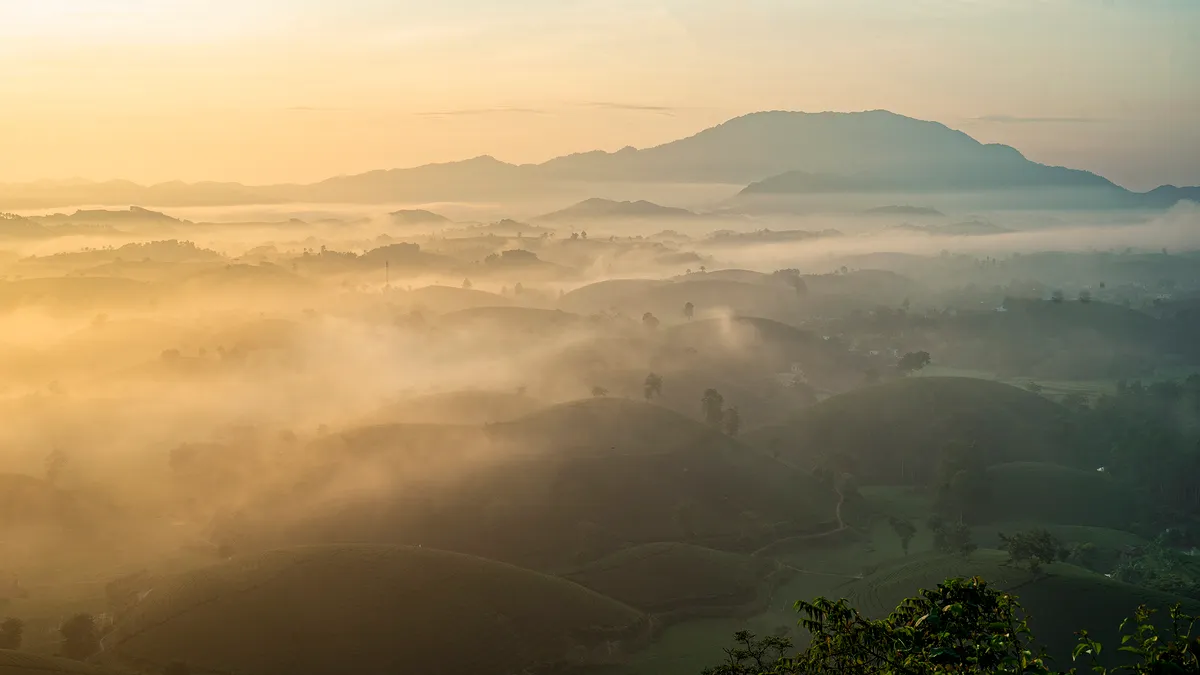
[534,198,696,222]
[862,205,945,217]
[30,206,182,225]
[2,111,1197,210]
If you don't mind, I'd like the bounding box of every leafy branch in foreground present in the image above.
[703,576,1200,674]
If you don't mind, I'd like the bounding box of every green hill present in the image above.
[843,549,1200,667]
[361,390,542,426]
[217,399,839,570]
[563,542,785,619]
[746,377,1079,484]
[0,651,119,675]
[101,545,649,675]
[980,462,1141,529]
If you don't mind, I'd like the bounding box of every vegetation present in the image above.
[0,617,22,649]
[59,614,100,661]
[704,577,1200,674]
[888,517,917,555]
[998,529,1069,574]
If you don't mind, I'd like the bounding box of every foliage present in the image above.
[705,576,1200,675]
[59,614,100,661]
[0,617,22,649]
[998,528,1068,574]
[684,302,695,320]
[643,312,661,330]
[928,516,977,557]
[702,388,725,427]
[590,385,609,398]
[1074,604,1200,674]
[897,351,932,375]
[1079,290,1092,304]
[703,577,1051,674]
[1051,290,1065,303]
[888,517,917,555]
[1111,534,1200,601]
[644,373,664,400]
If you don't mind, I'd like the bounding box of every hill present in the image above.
[745,378,1079,484]
[535,198,696,222]
[402,285,513,314]
[6,111,1195,209]
[100,545,649,675]
[388,209,451,226]
[361,390,542,426]
[0,651,119,675]
[216,399,840,569]
[980,462,1140,529]
[863,205,944,217]
[563,542,785,619]
[558,279,670,315]
[843,549,1200,667]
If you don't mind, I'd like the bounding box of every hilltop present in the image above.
[535,198,696,222]
[746,377,1079,484]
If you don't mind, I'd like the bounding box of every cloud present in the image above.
[970,115,1107,124]
[413,107,551,119]
[582,101,679,116]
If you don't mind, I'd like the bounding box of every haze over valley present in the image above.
[3,2,1200,674]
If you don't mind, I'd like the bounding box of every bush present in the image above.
[59,614,100,661]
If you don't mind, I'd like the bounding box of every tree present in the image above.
[724,407,741,437]
[461,278,472,290]
[643,373,663,401]
[897,351,931,375]
[45,448,68,486]
[1051,289,1065,303]
[642,312,660,330]
[702,389,725,427]
[703,577,1052,675]
[1079,289,1092,303]
[684,302,695,320]
[888,517,917,555]
[0,617,23,649]
[590,385,609,398]
[998,528,1067,574]
[59,614,100,661]
[928,516,976,557]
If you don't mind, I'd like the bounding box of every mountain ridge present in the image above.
[1,110,1193,210]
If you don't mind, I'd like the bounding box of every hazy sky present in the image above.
[1,0,1197,190]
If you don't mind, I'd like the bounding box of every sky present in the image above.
[1,0,1197,190]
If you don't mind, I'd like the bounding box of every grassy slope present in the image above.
[101,545,648,675]
[221,399,840,571]
[563,543,785,618]
[0,651,118,675]
[982,462,1140,529]
[746,377,1078,484]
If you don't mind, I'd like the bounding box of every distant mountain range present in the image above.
[2,110,1197,210]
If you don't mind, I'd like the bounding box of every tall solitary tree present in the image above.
[643,373,664,401]
[59,614,100,661]
[701,389,725,427]
[683,302,695,320]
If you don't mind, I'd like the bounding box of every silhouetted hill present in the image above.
[2,111,1195,209]
[863,205,945,217]
[535,198,696,222]
[388,209,452,226]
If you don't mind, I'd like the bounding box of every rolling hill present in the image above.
[563,542,785,619]
[0,651,120,675]
[214,398,840,570]
[100,544,650,675]
[745,377,1080,484]
[535,198,696,222]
